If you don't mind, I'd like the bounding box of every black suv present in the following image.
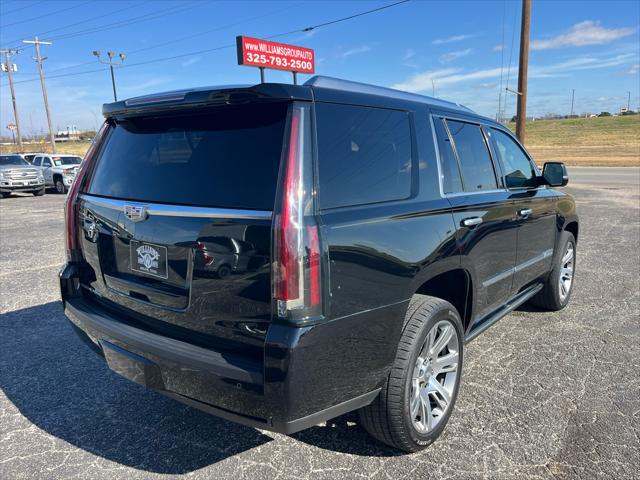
[60,76,578,452]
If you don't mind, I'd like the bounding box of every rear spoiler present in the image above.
[102,83,313,117]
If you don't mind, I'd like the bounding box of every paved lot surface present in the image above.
[1,169,638,479]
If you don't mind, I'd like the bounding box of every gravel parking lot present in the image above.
[1,168,639,480]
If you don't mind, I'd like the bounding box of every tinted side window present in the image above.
[446,120,497,192]
[33,157,42,166]
[42,158,52,167]
[433,118,462,194]
[316,103,412,209]
[491,129,537,188]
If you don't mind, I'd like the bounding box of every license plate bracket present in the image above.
[130,240,168,279]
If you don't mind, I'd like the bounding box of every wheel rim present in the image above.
[559,243,574,301]
[410,320,459,434]
[56,181,64,193]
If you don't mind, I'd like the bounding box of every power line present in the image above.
[503,0,519,120]
[0,0,47,16]
[1,1,204,50]
[497,0,506,122]
[47,1,206,42]
[10,2,300,78]
[1,1,146,47]
[128,3,301,55]
[1,1,92,29]
[3,0,411,87]
[266,0,410,40]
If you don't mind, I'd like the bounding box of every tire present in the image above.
[1,192,11,198]
[217,264,231,279]
[55,178,67,194]
[358,295,464,452]
[33,188,45,196]
[530,231,576,311]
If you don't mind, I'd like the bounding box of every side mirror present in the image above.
[542,162,568,187]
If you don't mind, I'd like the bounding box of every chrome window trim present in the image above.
[430,113,507,199]
[79,194,272,220]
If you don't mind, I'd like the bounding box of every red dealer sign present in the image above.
[236,36,315,74]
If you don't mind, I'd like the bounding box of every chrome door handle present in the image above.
[518,208,533,218]
[461,217,483,227]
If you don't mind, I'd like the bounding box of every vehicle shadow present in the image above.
[0,302,398,474]
[0,301,272,474]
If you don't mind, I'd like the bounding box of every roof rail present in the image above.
[304,75,474,113]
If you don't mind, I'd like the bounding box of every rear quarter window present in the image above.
[315,103,412,209]
[87,103,288,210]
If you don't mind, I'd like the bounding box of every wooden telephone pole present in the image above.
[515,0,531,143]
[23,36,56,153]
[1,49,22,148]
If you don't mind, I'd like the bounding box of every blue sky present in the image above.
[1,0,638,134]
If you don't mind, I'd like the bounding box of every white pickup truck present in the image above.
[31,154,83,193]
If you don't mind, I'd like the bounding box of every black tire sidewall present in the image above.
[217,265,231,278]
[400,303,464,448]
[56,180,66,194]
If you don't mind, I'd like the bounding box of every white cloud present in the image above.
[392,53,636,92]
[532,21,636,50]
[477,83,498,89]
[403,49,415,61]
[440,48,472,63]
[341,45,371,58]
[625,63,639,75]
[181,56,201,67]
[432,34,475,45]
[493,44,505,52]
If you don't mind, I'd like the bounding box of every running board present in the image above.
[464,283,544,343]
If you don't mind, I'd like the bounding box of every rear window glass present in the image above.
[87,103,288,210]
[316,103,412,209]
[446,120,497,192]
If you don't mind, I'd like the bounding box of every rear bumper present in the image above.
[60,264,380,434]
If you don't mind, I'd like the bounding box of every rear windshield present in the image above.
[87,103,288,210]
[53,156,81,166]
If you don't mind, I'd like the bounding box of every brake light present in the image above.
[273,104,322,322]
[64,122,108,261]
[196,242,215,267]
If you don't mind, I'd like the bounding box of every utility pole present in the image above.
[93,50,126,101]
[1,49,22,148]
[515,0,530,143]
[23,36,56,153]
[627,91,631,112]
[570,89,575,117]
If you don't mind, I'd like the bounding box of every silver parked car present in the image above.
[0,155,46,197]
[31,154,83,193]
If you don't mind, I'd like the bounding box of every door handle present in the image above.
[461,217,483,227]
[518,208,533,218]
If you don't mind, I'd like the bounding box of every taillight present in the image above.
[273,103,322,323]
[64,122,109,261]
[196,242,215,267]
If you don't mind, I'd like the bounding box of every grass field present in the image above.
[1,141,91,157]
[2,115,638,166]
[509,115,639,166]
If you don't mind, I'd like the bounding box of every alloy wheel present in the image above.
[410,320,459,434]
[559,243,574,301]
